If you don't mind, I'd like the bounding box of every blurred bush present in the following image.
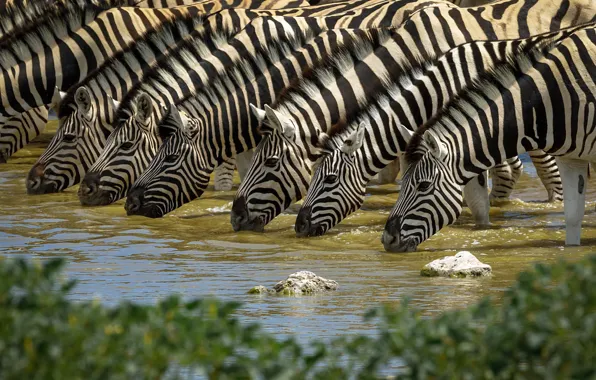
[0,255,594,379]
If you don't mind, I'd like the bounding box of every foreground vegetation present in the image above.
[0,255,594,379]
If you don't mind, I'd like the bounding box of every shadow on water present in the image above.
[0,122,595,345]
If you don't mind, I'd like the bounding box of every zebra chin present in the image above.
[381,230,418,253]
[78,173,116,206]
[125,188,166,218]
[294,207,325,237]
[26,165,60,194]
[230,196,265,232]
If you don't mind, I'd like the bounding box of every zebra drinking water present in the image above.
[231,0,595,233]
[383,23,596,252]
[294,25,584,237]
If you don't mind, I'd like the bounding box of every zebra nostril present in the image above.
[125,188,145,215]
[295,208,311,236]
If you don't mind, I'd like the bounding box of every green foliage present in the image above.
[0,255,594,379]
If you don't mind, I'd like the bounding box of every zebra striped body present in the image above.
[124,28,385,218]
[295,26,582,237]
[26,0,388,192]
[136,0,308,7]
[231,0,596,232]
[25,12,235,194]
[1,0,389,122]
[383,23,596,252]
[77,15,333,205]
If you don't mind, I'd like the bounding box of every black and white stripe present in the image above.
[231,0,595,232]
[125,28,387,218]
[295,25,583,237]
[384,23,596,252]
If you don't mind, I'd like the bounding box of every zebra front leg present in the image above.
[489,157,523,203]
[528,150,564,202]
[368,158,400,185]
[463,172,490,227]
[555,157,588,246]
[214,157,235,191]
[235,149,254,182]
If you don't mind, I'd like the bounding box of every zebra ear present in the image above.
[264,105,295,139]
[50,87,67,111]
[74,87,92,117]
[396,123,414,146]
[423,130,448,159]
[341,122,366,155]
[250,104,266,122]
[167,105,190,131]
[136,93,153,123]
[107,95,121,111]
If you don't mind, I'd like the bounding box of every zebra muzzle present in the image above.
[125,188,145,215]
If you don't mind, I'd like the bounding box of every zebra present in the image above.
[0,0,353,124]
[123,29,388,218]
[230,0,596,233]
[45,1,438,208]
[75,15,332,205]
[0,0,317,162]
[25,12,234,194]
[25,0,411,195]
[295,24,586,237]
[382,23,596,252]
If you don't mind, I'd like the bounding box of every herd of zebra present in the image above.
[0,0,594,252]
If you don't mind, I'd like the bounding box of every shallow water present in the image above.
[1,122,595,345]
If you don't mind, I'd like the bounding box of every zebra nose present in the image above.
[295,207,311,237]
[80,172,100,197]
[26,163,45,193]
[231,196,249,231]
[125,188,145,215]
[382,216,401,251]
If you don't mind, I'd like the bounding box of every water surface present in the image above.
[1,122,595,344]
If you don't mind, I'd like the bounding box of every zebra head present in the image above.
[27,87,112,194]
[296,125,368,237]
[125,105,211,218]
[78,93,163,206]
[231,104,310,232]
[382,130,462,253]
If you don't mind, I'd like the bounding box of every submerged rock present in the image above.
[247,285,270,295]
[248,271,339,296]
[421,251,492,278]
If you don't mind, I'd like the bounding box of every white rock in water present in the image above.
[273,271,338,295]
[421,251,492,278]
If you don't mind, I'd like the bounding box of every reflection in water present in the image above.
[0,122,595,345]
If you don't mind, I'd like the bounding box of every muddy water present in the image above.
[1,122,595,345]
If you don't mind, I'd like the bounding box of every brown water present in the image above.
[1,121,595,344]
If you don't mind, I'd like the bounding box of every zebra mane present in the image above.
[0,0,129,70]
[404,38,557,166]
[178,27,317,123]
[57,13,206,118]
[112,20,238,122]
[268,28,392,133]
[0,0,64,39]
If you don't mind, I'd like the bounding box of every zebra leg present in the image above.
[489,157,523,203]
[369,158,400,185]
[528,150,564,202]
[235,149,254,182]
[462,172,490,227]
[368,158,400,185]
[555,157,588,246]
[214,157,235,191]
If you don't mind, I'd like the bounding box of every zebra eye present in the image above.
[164,154,178,163]
[121,141,134,150]
[417,180,432,192]
[324,174,338,184]
[264,157,279,168]
[63,133,77,143]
